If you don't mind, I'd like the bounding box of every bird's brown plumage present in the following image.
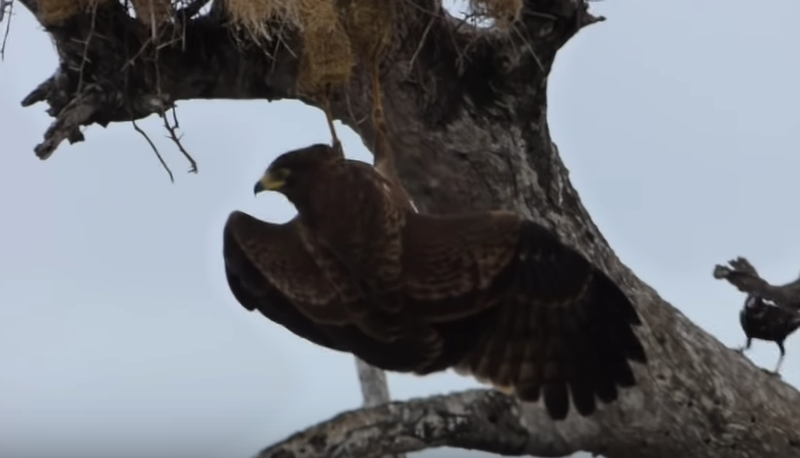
[222,143,647,420]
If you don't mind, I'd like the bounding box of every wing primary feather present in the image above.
[490,220,646,419]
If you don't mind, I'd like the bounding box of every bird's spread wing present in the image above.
[223,207,647,419]
[223,211,451,371]
[222,211,352,349]
[399,211,647,420]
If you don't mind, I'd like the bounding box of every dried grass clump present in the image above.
[37,0,111,25]
[223,0,398,98]
[224,0,301,40]
[294,0,354,97]
[339,0,394,57]
[468,0,522,30]
[132,0,173,26]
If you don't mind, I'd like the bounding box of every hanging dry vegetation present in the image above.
[32,0,523,105]
[14,0,527,172]
[12,0,800,456]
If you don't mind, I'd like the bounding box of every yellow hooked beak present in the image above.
[254,168,289,195]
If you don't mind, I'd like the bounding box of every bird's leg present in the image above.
[369,44,394,176]
[772,354,785,376]
[771,343,786,376]
[732,337,752,354]
[321,84,341,153]
[758,343,786,378]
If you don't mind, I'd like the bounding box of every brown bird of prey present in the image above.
[222,143,647,420]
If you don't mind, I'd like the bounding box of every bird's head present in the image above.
[254,143,344,200]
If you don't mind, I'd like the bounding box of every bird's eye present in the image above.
[273,167,294,188]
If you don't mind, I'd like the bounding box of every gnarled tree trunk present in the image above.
[10,0,800,456]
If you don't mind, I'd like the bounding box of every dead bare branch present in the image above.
[76,2,99,93]
[33,90,96,159]
[131,118,174,183]
[0,0,13,59]
[160,106,197,174]
[255,390,530,458]
[353,358,406,458]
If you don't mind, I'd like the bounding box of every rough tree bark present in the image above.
[355,358,406,458]
[10,0,800,457]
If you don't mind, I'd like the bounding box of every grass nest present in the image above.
[223,0,522,98]
[37,0,523,105]
[224,0,399,98]
[37,0,113,25]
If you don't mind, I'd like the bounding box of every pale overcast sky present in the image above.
[1,0,798,457]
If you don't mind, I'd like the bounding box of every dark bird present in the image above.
[736,293,800,375]
[221,143,647,420]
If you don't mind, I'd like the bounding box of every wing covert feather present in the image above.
[224,211,347,325]
[400,211,521,320]
[223,212,449,370]
[403,215,647,420]
[222,211,348,351]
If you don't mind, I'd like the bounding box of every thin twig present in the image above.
[511,24,543,72]
[161,107,197,174]
[170,105,179,129]
[76,3,99,93]
[0,0,14,59]
[132,119,174,183]
[407,14,434,71]
[0,0,9,22]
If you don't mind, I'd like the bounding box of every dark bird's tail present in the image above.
[454,221,647,420]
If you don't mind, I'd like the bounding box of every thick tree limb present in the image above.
[257,378,800,458]
[354,358,406,458]
[354,359,392,409]
[19,0,299,158]
[255,390,531,458]
[14,0,800,457]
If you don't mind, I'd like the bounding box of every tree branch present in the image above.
[353,358,406,458]
[18,0,301,158]
[13,0,800,457]
[255,390,532,458]
[354,358,393,409]
[257,376,800,458]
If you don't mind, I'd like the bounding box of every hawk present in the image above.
[222,143,647,420]
[736,293,800,375]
